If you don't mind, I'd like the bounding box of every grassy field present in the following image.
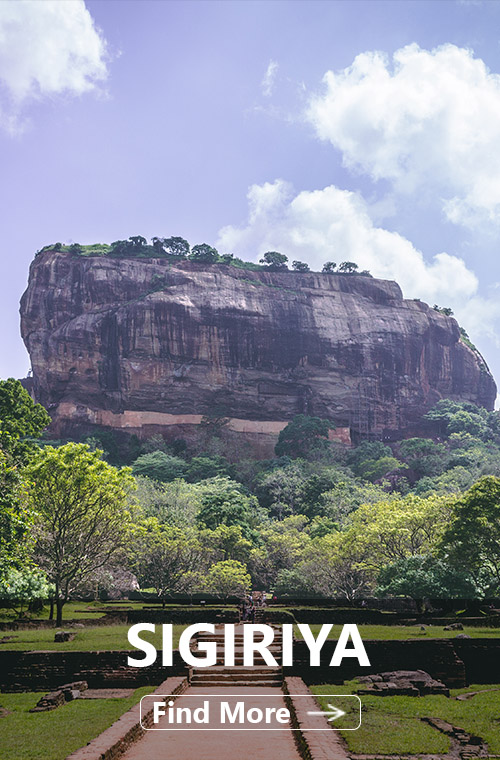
[0,687,152,760]
[2,621,500,652]
[311,682,500,755]
[0,600,167,623]
[0,624,186,651]
[294,623,500,640]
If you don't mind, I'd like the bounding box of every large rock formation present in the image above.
[20,250,496,452]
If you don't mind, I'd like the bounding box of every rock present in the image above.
[29,681,87,712]
[357,670,449,697]
[54,631,75,642]
[455,633,471,639]
[30,690,65,712]
[64,690,80,701]
[20,251,496,453]
[444,622,464,630]
[60,681,88,693]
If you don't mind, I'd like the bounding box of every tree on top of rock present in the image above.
[322,261,337,273]
[338,261,358,274]
[259,251,289,270]
[163,237,190,257]
[190,244,219,263]
[292,260,310,272]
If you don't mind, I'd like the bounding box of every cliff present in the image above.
[20,250,496,450]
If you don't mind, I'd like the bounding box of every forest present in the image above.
[2,376,500,626]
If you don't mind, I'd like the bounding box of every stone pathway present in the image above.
[120,686,303,760]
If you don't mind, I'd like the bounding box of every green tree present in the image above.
[130,520,202,606]
[163,236,190,257]
[338,261,358,273]
[274,567,311,596]
[151,237,166,255]
[128,235,148,251]
[376,555,478,608]
[433,305,454,316]
[322,262,337,273]
[355,455,407,482]
[301,532,372,600]
[398,438,447,478]
[275,415,333,459]
[190,243,219,262]
[186,455,233,482]
[439,476,500,588]
[259,251,288,270]
[132,451,187,482]
[0,451,32,576]
[347,441,392,475]
[0,566,53,617]
[292,260,310,272]
[0,378,50,462]
[257,516,310,586]
[134,476,199,526]
[195,477,263,536]
[204,559,251,599]
[347,493,453,571]
[28,443,135,624]
[199,524,253,564]
[257,461,308,519]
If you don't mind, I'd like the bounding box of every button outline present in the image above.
[140,693,362,731]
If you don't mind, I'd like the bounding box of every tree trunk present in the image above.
[56,598,64,626]
[49,598,54,620]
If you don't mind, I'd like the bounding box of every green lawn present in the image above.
[3,621,500,652]
[0,687,152,760]
[0,624,186,651]
[295,623,500,640]
[0,600,239,623]
[310,681,500,755]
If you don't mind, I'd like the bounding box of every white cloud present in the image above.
[0,0,108,133]
[306,43,500,227]
[261,60,278,97]
[217,179,500,340]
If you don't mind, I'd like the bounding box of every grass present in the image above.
[0,600,213,623]
[294,623,500,640]
[310,681,500,755]
[0,624,186,651]
[0,687,152,760]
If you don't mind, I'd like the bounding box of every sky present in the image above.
[2,0,500,401]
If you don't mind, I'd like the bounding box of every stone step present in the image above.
[191,673,283,681]
[190,679,283,687]
[192,667,282,675]
[191,675,283,683]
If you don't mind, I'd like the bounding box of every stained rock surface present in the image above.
[20,251,496,446]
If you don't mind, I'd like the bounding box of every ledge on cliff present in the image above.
[20,250,496,453]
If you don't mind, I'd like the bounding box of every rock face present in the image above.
[20,250,496,450]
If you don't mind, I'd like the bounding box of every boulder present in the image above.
[20,251,496,451]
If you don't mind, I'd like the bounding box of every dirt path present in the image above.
[121,686,302,760]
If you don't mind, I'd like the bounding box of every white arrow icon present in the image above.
[307,703,346,722]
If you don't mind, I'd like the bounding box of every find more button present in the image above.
[140,693,361,731]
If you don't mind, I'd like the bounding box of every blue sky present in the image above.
[2,0,500,400]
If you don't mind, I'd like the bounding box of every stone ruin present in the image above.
[29,681,88,712]
[356,669,449,697]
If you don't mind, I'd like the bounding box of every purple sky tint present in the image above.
[1,0,500,401]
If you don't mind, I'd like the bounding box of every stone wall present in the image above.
[0,650,187,692]
[284,639,467,688]
[453,638,500,684]
[4,639,500,692]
